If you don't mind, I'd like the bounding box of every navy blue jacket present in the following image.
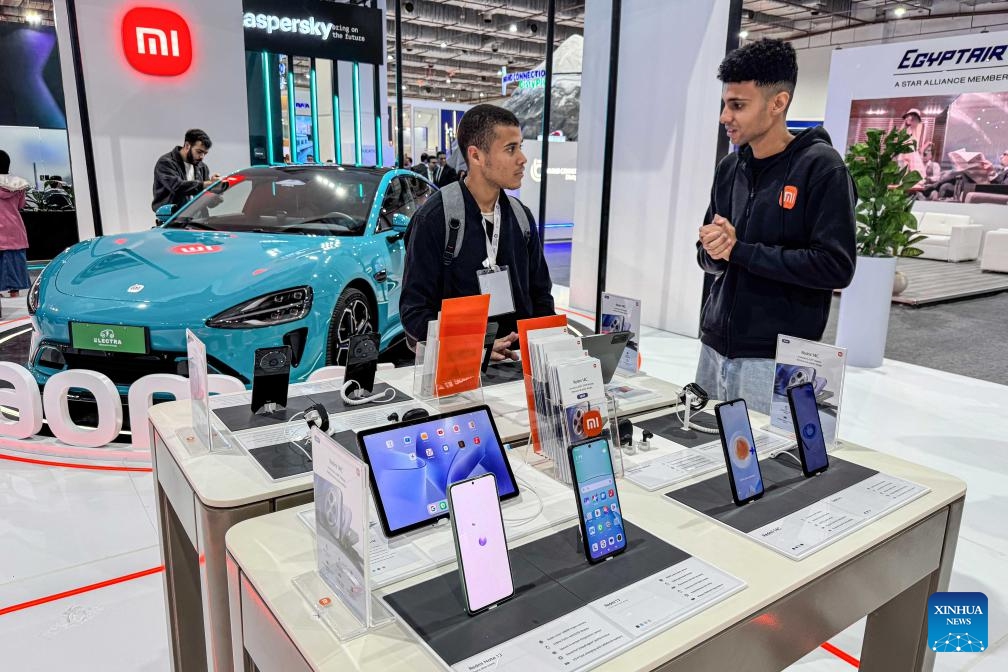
[697,126,857,359]
[400,182,555,343]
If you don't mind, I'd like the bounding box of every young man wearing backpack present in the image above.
[400,104,554,361]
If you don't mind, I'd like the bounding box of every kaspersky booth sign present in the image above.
[241,0,383,64]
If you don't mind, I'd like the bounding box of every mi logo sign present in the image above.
[779,185,798,210]
[582,410,604,438]
[122,7,193,77]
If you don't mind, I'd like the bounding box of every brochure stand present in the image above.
[292,428,393,640]
[177,329,222,456]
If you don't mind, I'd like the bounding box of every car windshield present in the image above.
[165,167,383,236]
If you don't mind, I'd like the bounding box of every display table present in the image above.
[224,437,964,672]
[149,368,683,672]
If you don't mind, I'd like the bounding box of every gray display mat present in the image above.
[665,454,878,533]
[247,429,359,480]
[480,360,525,386]
[636,410,719,448]
[384,521,687,666]
[212,383,410,432]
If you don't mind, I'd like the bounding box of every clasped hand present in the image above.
[699,214,737,261]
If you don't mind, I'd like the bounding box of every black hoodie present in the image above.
[152,146,210,212]
[697,126,856,359]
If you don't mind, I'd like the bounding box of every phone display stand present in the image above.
[413,339,487,407]
[291,571,393,640]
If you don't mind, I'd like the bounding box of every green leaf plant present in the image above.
[844,127,927,258]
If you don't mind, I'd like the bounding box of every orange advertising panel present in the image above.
[435,295,491,397]
[517,314,568,454]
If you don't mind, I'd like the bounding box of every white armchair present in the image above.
[915,212,984,262]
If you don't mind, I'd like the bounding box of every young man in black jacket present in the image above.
[151,129,220,212]
[400,104,554,361]
[697,39,856,413]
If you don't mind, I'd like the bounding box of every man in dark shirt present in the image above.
[152,129,220,212]
[434,151,458,187]
[400,104,554,361]
[697,39,856,413]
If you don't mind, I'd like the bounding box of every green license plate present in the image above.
[70,322,149,354]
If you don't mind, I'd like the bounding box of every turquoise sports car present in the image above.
[27,165,435,393]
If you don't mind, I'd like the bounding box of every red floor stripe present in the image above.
[821,642,860,668]
[0,316,31,328]
[556,306,596,322]
[0,566,165,617]
[0,452,153,473]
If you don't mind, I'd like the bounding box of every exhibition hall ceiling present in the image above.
[741,0,1008,42]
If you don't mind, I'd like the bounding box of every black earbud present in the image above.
[617,418,634,446]
[402,408,430,422]
[387,412,400,422]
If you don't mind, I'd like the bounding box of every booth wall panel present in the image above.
[58,0,250,235]
[570,0,731,337]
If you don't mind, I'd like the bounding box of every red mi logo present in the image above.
[170,244,221,255]
[582,410,603,438]
[122,7,193,76]
[779,185,798,210]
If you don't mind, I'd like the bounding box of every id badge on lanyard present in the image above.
[476,201,516,317]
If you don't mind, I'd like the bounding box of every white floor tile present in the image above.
[0,462,158,594]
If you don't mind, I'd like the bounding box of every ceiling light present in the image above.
[445,77,451,84]
[509,23,517,32]
[479,92,485,98]
[894,6,907,17]
[404,1,414,12]
[738,30,748,39]
[442,97,446,101]
[440,41,447,49]
[529,23,538,34]
[26,11,42,25]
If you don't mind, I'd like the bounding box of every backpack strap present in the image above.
[506,195,532,244]
[441,181,466,265]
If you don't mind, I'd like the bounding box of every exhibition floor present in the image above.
[0,288,1005,671]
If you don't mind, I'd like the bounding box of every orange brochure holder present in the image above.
[435,295,491,397]
[517,314,568,455]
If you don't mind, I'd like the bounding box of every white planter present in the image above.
[835,255,897,368]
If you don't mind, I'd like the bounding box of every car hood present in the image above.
[54,228,349,304]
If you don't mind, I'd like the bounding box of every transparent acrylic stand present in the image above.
[175,406,233,457]
[291,570,393,640]
[413,337,488,410]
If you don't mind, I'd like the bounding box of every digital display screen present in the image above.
[790,383,829,473]
[571,439,626,561]
[718,400,764,500]
[359,407,518,536]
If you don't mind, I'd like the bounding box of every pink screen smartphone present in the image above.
[447,473,515,615]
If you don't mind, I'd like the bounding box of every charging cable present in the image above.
[341,380,396,406]
[677,391,719,435]
[502,475,544,526]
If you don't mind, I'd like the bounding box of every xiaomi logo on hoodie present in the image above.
[779,186,798,210]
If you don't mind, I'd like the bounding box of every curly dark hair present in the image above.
[718,38,797,98]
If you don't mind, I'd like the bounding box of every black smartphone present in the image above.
[714,398,764,506]
[787,381,830,477]
[251,345,292,414]
[344,332,380,396]
[567,438,627,564]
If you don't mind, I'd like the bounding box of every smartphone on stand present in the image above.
[714,398,764,506]
[251,345,292,414]
[345,333,380,397]
[787,381,830,476]
[447,473,515,615]
[567,438,627,563]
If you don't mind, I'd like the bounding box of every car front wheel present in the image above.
[326,287,374,367]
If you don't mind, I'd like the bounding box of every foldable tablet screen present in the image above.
[359,406,519,537]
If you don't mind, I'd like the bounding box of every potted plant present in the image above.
[835,127,925,367]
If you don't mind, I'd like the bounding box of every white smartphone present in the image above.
[447,473,515,615]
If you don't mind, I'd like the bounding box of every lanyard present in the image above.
[482,200,502,269]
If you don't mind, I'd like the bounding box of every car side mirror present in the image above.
[390,213,410,233]
[155,204,175,224]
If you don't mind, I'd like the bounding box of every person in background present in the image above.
[412,153,430,176]
[0,150,31,298]
[152,129,221,213]
[991,149,1008,185]
[697,39,856,413]
[400,104,554,360]
[403,154,413,169]
[434,150,458,187]
[921,143,942,183]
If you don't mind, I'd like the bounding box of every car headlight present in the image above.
[27,275,41,315]
[206,286,313,329]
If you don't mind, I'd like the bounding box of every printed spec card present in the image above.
[768,335,847,447]
[600,292,642,375]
